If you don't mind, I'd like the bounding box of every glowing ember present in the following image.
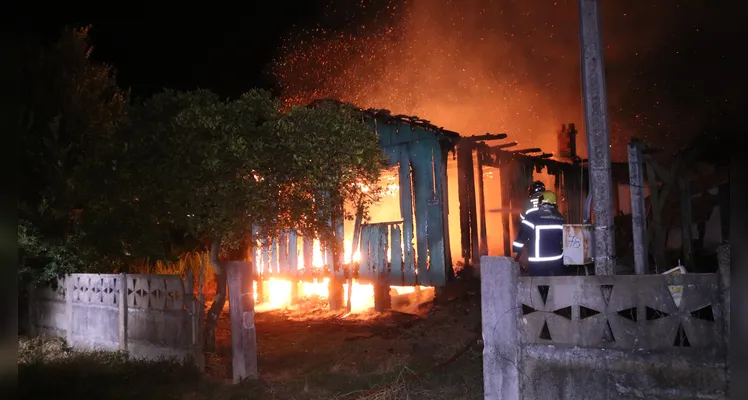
[273,0,577,156]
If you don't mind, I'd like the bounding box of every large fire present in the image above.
[260,0,633,307]
[253,277,431,314]
[269,0,582,261]
[249,170,433,314]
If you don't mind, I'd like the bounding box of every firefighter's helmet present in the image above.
[528,181,546,197]
[540,191,557,205]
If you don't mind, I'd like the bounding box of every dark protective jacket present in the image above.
[512,204,565,263]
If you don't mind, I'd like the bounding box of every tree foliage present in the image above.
[16,27,387,287]
[109,92,386,261]
[271,102,385,249]
[15,26,129,282]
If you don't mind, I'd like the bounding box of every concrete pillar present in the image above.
[579,0,617,275]
[480,256,520,400]
[374,283,391,312]
[66,275,74,345]
[226,261,258,382]
[328,279,345,311]
[119,273,128,352]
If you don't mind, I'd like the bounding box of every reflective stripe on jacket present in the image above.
[519,195,542,221]
[512,204,565,262]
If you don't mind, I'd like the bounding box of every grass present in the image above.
[19,280,484,400]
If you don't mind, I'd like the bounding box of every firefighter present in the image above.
[512,190,566,276]
[520,181,546,222]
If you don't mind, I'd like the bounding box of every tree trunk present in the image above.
[205,238,226,352]
[328,194,346,311]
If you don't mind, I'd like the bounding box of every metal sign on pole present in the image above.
[578,0,617,275]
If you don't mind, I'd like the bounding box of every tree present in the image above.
[104,92,385,348]
[13,26,129,283]
[270,102,386,276]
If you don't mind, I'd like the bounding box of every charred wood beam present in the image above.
[492,141,518,150]
[512,148,542,154]
[538,153,554,159]
[462,133,508,142]
[456,145,474,265]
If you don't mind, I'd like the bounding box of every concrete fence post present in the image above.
[66,275,74,345]
[480,256,521,400]
[118,272,128,353]
[226,261,259,383]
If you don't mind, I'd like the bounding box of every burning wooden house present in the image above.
[250,103,597,311]
[250,101,729,312]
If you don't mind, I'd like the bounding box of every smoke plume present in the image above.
[273,0,716,161]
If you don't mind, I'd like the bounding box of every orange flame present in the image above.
[253,277,431,314]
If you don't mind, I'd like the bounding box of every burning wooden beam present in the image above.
[512,148,542,154]
[462,133,508,142]
[492,141,518,149]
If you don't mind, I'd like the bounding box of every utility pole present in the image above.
[579,0,616,275]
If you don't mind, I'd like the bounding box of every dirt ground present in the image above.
[19,279,484,400]
[205,279,484,399]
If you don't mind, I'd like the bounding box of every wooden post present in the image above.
[476,151,489,257]
[278,230,288,274]
[288,230,299,304]
[468,150,481,272]
[440,147,454,278]
[553,171,564,215]
[499,166,513,256]
[261,242,269,279]
[303,237,313,280]
[226,261,258,383]
[398,150,415,279]
[457,143,474,266]
[510,161,530,242]
[270,237,278,276]
[678,176,693,269]
[579,0,617,275]
[646,161,667,272]
[374,284,391,312]
[348,206,364,312]
[118,273,128,352]
[328,278,345,311]
[627,141,648,274]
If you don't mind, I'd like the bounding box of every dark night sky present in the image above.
[6,3,330,98]
[5,1,742,157]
